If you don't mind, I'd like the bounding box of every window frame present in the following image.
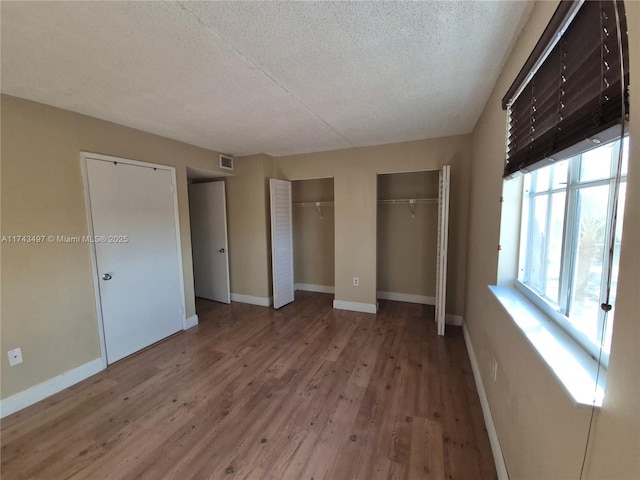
[515,137,628,368]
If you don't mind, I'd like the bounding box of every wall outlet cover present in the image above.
[8,347,23,366]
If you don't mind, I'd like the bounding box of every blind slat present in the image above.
[502,0,629,178]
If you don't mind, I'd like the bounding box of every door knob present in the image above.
[219,248,226,253]
[102,273,112,281]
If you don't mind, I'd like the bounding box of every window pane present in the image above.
[551,160,568,190]
[535,166,551,192]
[580,144,613,182]
[568,185,609,344]
[528,194,549,291]
[621,136,629,176]
[545,191,565,303]
[517,137,628,365]
[603,181,626,355]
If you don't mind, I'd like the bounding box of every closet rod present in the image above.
[293,201,334,219]
[377,198,437,205]
[378,197,437,218]
[292,201,334,207]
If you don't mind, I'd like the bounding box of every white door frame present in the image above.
[188,181,231,303]
[80,152,187,368]
[436,165,450,336]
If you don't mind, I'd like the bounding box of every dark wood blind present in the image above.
[503,0,629,178]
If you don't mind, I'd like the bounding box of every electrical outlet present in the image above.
[353,277,359,287]
[8,347,23,366]
[492,359,498,382]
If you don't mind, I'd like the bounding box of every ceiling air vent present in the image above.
[219,154,234,171]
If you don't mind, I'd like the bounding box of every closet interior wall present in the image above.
[292,178,335,292]
[377,171,439,302]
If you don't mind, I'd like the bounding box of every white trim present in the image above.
[295,283,335,294]
[462,322,509,480]
[333,300,378,314]
[185,314,199,329]
[168,162,188,332]
[376,291,435,305]
[81,152,177,171]
[377,167,441,176]
[489,285,604,407]
[230,293,272,307]
[81,154,109,366]
[0,358,105,419]
[435,165,451,336]
[445,314,464,326]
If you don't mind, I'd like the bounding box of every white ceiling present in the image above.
[1,1,531,157]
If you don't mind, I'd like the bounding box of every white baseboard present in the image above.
[184,314,199,329]
[230,293,272,307]
[333,300,378,314]
[462,322,509,480]
[376,291,435,305]
[0,357,105,419]
[445,314,464,326]
[295,283,335,294]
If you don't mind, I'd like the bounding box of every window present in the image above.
[517,137,628,366]
[497,0,630,403]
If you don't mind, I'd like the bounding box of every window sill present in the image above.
[488,285,605,408]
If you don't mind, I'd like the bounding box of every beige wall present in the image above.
[0,95,226,398]
[275,135,471,314]
[464,1,640,478]
[377,171,439,297]
[292,178,335,287]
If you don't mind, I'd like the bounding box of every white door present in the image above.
[85,157,184,364]
[435,165,451,336]
[270,178,295,309]
[189,181,231,303]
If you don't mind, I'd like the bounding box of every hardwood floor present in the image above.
[1,292,496,479]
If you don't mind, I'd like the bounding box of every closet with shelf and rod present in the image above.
[291,178,336,297]
[377,167,450,335]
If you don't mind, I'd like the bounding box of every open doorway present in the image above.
[187,167,232,316]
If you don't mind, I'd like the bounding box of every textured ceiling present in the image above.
[1,1,531,157]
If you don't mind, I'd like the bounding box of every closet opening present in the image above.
[377,168,450,335]
[292,177,335,299]
[187,167,233,316]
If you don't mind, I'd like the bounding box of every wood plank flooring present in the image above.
[0,292,496,479]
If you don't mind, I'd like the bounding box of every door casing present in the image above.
[188,181,231,303]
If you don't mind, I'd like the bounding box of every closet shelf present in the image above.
[293,201,334,219]
[293,201,334,207]
[377,198,437,205]
[378,198,437,218]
